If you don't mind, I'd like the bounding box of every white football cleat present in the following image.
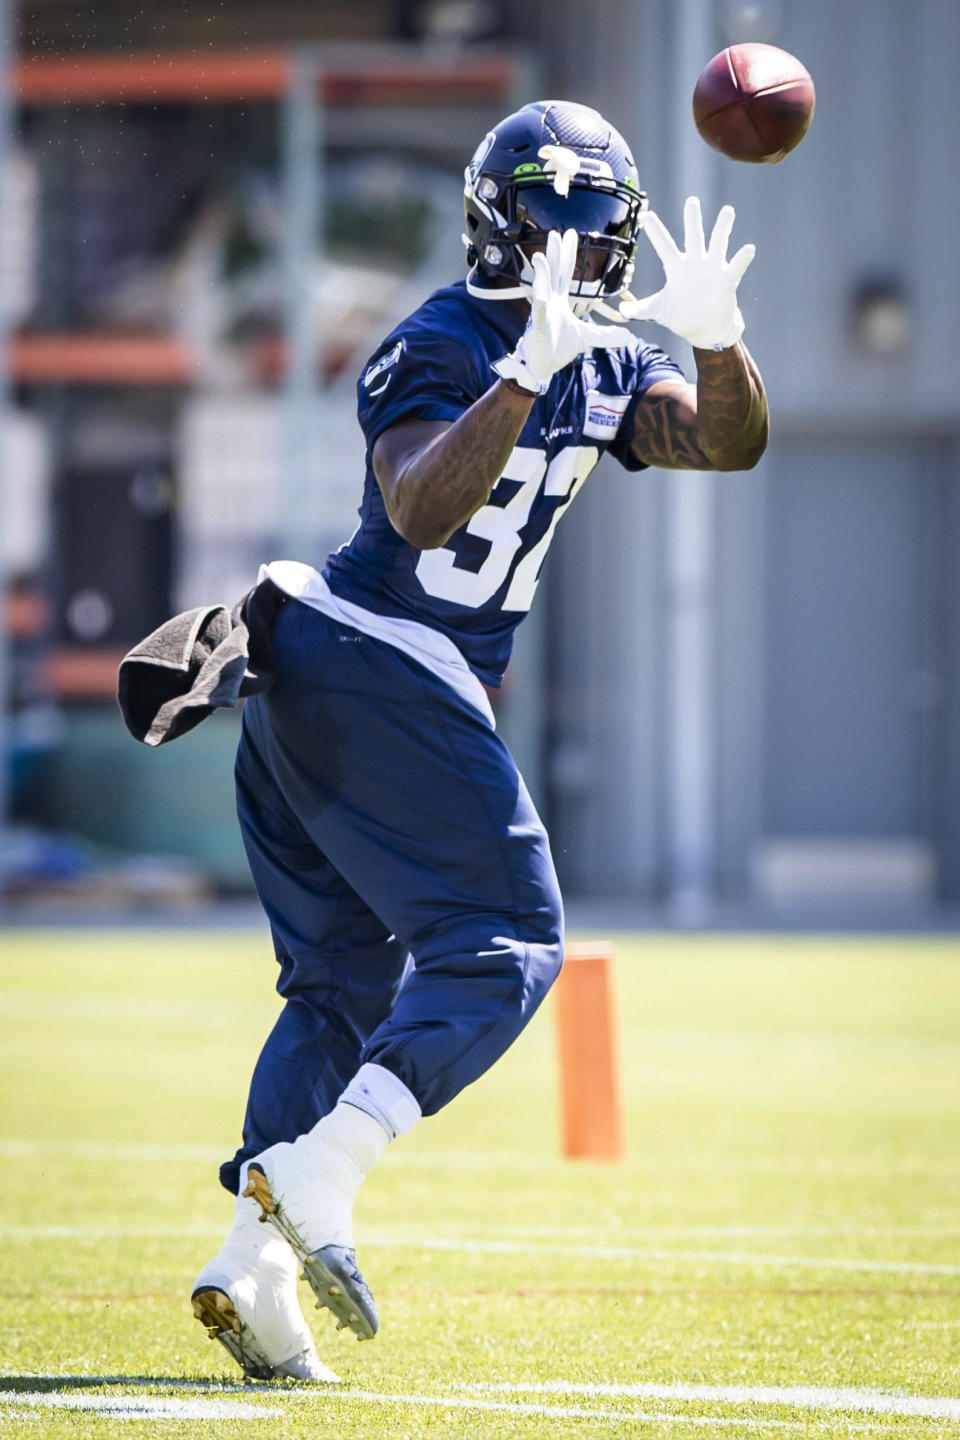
[245,1135,380,1342]
[191,1178,339,1382]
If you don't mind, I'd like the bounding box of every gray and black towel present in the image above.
[117,578,286,746]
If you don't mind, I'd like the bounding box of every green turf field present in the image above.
[1,927,959,1437]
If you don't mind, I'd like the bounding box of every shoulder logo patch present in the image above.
[363,340,403,392]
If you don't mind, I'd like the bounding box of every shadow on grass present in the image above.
[0,1372,309,1393]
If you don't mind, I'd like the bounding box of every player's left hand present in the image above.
[617,196,755,349]
[493,228,625,394]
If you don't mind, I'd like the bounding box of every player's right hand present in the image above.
[492,229,625,395]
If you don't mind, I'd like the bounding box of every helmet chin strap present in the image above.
[569,294,603,318]
[465,266,530,305]
[465,263,612,318]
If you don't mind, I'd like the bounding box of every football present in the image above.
[693,42,815,163]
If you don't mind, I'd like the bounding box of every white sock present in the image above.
[257,1103,386,1251]
[298,1064,420,1190]
[300,1101,392,1194]
[276,1070,415,1246]
[251,1069,420,1251]
[340,1062,422,1139]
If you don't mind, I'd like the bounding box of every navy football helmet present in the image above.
[463,100,647,315]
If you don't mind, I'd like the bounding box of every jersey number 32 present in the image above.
[415,444,596,612]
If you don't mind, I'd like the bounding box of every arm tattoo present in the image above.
[694,343,769,469]
[630,341,769,472]
[400,384,531,536]
[376,379,534,549]
[630,387,711,469]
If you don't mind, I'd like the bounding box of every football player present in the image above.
[191,99,768,1381]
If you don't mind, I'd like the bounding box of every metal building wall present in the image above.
[521,0,960,904]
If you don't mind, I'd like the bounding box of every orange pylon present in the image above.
[554,941,625,1162]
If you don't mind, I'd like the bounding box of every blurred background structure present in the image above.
[0,0,957,925]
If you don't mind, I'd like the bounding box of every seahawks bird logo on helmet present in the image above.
[463,100,648,317]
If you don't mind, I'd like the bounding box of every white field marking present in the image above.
[325,1391,888,1431]
[633,1027,960,1055]
[475,1382,960,1424]
[6,982,960,1060]
[0,1138,225,1163]
[0,1377,937,1432]
[369,1219,960,1241]
[0,1388,892,1433]
[2,1223,959,1276]
[0,990,265,1029]
[360,1232,960,1277]
[387,1150,960,1176]
[5,1136,960,1179]
[0,1225,224,1239]
[0,1139,549,1169]
[0,1138,544,1170]
[3,1141,959,1241]
[0,1391,279,1419]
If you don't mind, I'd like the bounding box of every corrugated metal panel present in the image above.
[541,0,960,901]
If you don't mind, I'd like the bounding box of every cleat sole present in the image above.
[190,1286,274,1381]
[191,1284,340,1383]
[244,1165,378,1340]
[301,1247,378,1341]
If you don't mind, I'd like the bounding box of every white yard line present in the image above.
[417,1221,960,1240]
[326,1391,886,1430]
[0,991,260,1029]
[3,1375,954,1429]
[0,1139,225,1163]
[4,1136,960,1178]
[363,1233,960,1277]
[474,1382,960,1423]
[0,1225,224,1238]
[0,1391,279,1419]
[0,1138,541,1169]
[0,1386,893,1432]
[3,1142,959,1240]
[1,1224,958,1276]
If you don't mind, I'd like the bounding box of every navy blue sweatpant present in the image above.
[220,597,563,1194]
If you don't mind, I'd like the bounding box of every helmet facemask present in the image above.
[464,140,647,317]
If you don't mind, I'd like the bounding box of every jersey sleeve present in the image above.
[356,319,488,452]
[607,340,688,473]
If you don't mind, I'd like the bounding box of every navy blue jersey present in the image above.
[324,280,684,687]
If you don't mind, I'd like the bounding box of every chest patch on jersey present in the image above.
[583,391,630,441]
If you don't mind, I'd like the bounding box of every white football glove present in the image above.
[618,196,755,350]
[493,228,625,394]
